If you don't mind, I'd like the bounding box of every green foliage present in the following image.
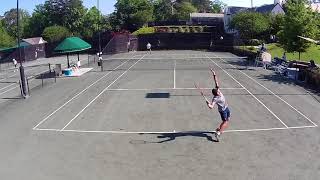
[0,21,15,48]
[191,26,198,33]
[114,0,154,31]
[279,0,319,53]
[153,0,173,21]
[3,8,30,38]
[42,25,71,43]
[230,12,270,39]
[210,0,226,13]
[178,26,185,33]
[269,14,284,36]
[81,7,101,38]
[175,2,197,20]
[132,26,155,35]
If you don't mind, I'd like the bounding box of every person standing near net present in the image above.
[12,58,18,72]
[206,69,230,141]
[146,42,152,54]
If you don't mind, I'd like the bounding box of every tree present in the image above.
[23,5,48,37]
[191,0,212,13]
[0,21,15,48]
[153,0,174,21]
[230,12,270,39]
[114,0,154,31]
[81,7,101,38]
[175,2,197,20]
[3,8,30,38]
[269,14,284,36]
[42,25,71,43]
[279,0,319,54]
[41,0,86,33]
[211,0,226,13]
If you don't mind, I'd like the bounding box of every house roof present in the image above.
[22,37,47,45]
[190,13,224,18]
[226,6,249,15]
[255,4,276,13]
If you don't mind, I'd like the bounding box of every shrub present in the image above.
[42,26,71,43]
[184,26,190,33]
[178,27,185,33]
[191,26,198,33]
[198,26,204,33]
[132,26,155,35]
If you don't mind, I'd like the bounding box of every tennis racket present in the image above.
[194,82,209,102]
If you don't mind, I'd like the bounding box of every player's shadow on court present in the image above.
[153,131,218,143]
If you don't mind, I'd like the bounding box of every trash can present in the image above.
[55,64,62,76]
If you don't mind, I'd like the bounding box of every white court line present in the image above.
[33,55,137,130]
[106,87,245,91]
[206,54,289,128]
[104,57,248,60]
[60,55,146,131]
[0,83,17,92]
[219,57,318,127]
[173,59,176,89]
[34,125,316,134]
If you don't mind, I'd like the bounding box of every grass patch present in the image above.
[238,43,320,64]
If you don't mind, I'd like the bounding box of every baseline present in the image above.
[34,125,317,134]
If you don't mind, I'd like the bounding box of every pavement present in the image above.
[0,50,319,180]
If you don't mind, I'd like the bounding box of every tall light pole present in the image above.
[17,0,29,98]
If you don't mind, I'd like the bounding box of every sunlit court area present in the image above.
[1,0,320,179]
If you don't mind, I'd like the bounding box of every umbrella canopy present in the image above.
[54,37,91,53]
[54,37,91,68]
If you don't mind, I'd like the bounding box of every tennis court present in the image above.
[1,50,320,179]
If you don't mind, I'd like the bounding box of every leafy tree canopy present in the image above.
[279,0,319,52]
[230,12,270,39]
[42,25,71,43]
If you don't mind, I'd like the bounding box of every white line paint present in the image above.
[104,57,248,60]
[0,85,20,96]
[173,59,176,89]
[34,125,316,134]
[0,83,17,92]
[106,87,245,91]
[218,57,318,127]
[61,55,146,131]
[33,57,135,130]
[206,55,289,128]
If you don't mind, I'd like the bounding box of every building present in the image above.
[224,0,286,34]
[190,13,224,26]
[223,6,250,34]
[0,37,47,62]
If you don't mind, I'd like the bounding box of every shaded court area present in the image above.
[1,50,320,179]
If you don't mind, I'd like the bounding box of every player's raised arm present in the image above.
[210,68,220,89]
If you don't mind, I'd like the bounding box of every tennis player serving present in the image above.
[206,68,230,141]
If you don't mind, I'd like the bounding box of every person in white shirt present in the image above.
[206,69,231,141]
[12,58,18,72]
[77,60,81,68]
[146,42,151,54]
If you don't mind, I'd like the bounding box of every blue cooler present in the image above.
[64,69,72,76]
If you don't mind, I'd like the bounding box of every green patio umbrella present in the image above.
[54,37,92,68]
